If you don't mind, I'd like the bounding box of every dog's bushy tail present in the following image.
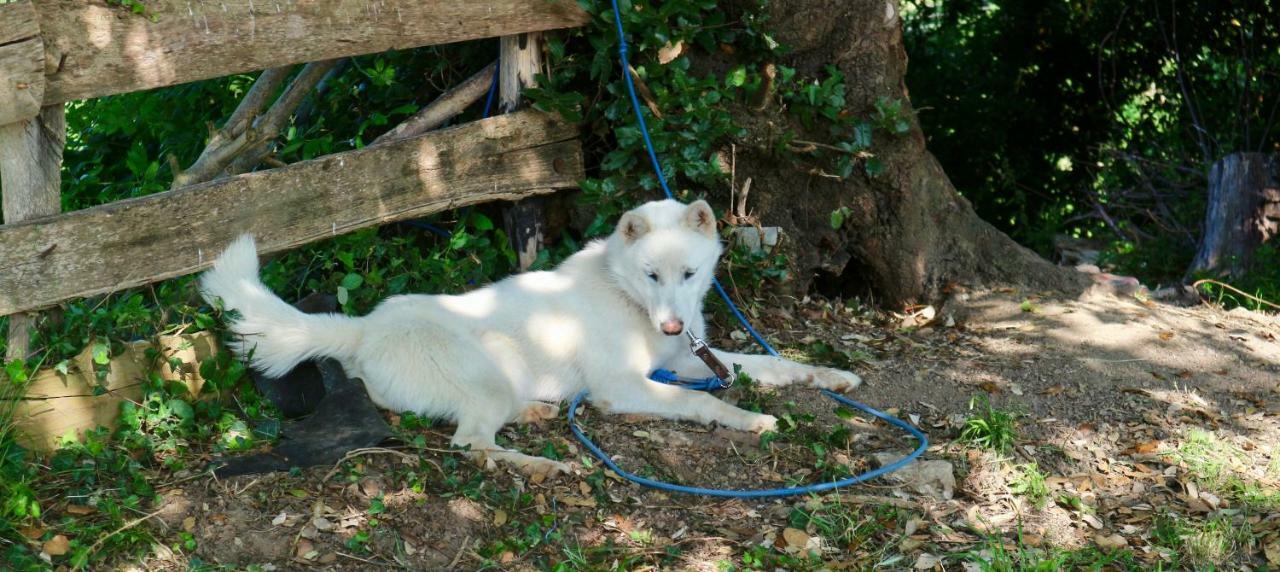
[200,234,363,377]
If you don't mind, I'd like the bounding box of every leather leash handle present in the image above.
[687,331,732,383]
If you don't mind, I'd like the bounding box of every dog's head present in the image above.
[607,199,722,336]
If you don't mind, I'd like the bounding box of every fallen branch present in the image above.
[85,506,167,559]
[1191,278,1280,312]
[373,62,498,146]
[223,60,342,178]
[172,60,340,188]
[318,447,440,487]
[171,66,294,188]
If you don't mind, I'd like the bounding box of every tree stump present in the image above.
[1187,152,1280,280]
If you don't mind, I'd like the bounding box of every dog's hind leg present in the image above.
[592,379,777,433]
[452,401,572,477]
[663,350,862,392]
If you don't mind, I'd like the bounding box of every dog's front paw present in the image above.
[746,413,779,434]
[814,368,862,392]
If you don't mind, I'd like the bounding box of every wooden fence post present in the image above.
[500,32,548,271]
[1,104,64,361]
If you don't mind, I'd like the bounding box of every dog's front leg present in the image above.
[591,379,777,433]
[664,349,862,392]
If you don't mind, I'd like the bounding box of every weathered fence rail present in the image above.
[0,110,581,315]
[0,0,590,115]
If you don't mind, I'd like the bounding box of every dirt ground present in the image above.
[117,288,1280,570]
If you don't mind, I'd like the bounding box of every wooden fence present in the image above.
[0,0,590,359]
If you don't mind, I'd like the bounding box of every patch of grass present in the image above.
[1184,514,1256,569]
[959,395,1020,452]
[719,543,825,571]
[961,527,1140,571]
[1151,510,1258,569]
[1008,463,1051,509]
[777,337,873,372]
[1169,429,1280,510]
[789,501,903,550]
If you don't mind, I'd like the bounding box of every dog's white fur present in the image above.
[200,199,861,474]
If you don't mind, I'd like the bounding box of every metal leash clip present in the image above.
[686,330,733,387]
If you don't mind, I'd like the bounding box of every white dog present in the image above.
[200,199,861,475]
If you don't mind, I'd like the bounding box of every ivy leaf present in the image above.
[864,156,885,177]
[341,273,364,291]
[92,343,111,366]
[830,209,846,230]
[853,121,873,149]
[471,213,495,231]
[168,398,195,422]
[125,141,148,178]
[4,360,28,383]
[725,66,747,88]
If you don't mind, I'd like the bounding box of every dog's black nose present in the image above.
[660,318,684,336]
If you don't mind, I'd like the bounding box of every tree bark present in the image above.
[714,0,1087,305]
[1186,152,1280,280]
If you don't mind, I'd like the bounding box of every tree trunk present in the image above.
[712,0,1086,306]
[1186,152,1280,280]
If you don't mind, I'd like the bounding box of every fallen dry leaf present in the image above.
[557,495,597,508]
[1265,540,1280,565]
[295,538,315,560]
[312,516,334,532]
[65,504,95,516]
[493,509,508,527]
[1095,533,1128,549]
[913,552,944,569]
[658,41,684,64]
[1081,514,1104,529]
[182,516,196,533]
[43,534,69,556]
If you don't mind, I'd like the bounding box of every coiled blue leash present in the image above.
[560,0,929,498]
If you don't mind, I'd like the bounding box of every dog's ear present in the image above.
[681,200,717,238]
[617,212,651,244]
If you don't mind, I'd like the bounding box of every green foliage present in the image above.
[1009,463,1050,509]
[529,0,774,229]
[959,395,1019,452]
[960,528,1140,571]
[903,0,1280,291]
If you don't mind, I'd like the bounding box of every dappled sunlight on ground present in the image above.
[104,289,1280,570]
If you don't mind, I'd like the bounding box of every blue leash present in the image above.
[559,0,929,498]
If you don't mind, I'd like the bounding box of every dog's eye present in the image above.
[647,271,659,282]
[683,270,695,281]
